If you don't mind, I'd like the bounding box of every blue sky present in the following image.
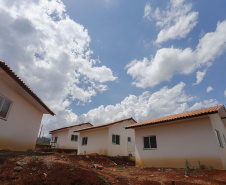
[0,0,226,136]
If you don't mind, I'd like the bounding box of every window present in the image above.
[143,136,157,149]
[71,135,78,142]
[0,95,11,119]
[54,136,58,143]
[215,130,223,148]
[82,137,88,145]
[112,134,120,145]
[128,137,131,142]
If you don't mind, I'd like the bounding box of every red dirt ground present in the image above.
[0,150,226,185]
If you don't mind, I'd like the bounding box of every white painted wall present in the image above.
[51,124,91,149]
[209,113,226,169]
[0,79,43,151]
[108,120,135,156]
[134,117,224,169]
[78,128,108,155]
[78,119,135,156]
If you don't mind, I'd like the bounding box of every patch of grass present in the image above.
[53,150,58,153]
[71,151,77,155]
[210,165,216,170]
[32,167,36,172]
[26,149,34,156]
[198,161,207,170]
[74,163,78,167]
[98,176,110,185]
[69,168,74,172]
[33,156,40,160]
[62,158,69,161]
[184,160,190,176]
[115,167,125,170]
[62,151,66,154]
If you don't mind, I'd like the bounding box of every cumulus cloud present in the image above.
[193,69,207,85]
[0,0,117,112]
[126,20,226,88]
[45,82,216,132]
[144,0,198,44]
[206,86,213,93]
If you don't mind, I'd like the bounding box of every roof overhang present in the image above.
[0,61,54,115]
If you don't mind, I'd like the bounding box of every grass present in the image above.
[115,167,125,170]
[98,176,110,185]
[69,168,74,172]
[33,156,40,160]
[32,167,37,172]
[62,158,69,161]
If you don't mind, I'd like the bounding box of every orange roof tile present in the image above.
[75,117,137,132]
[49,122,93,134]
[0,61,54,116]
[125,104,224,129]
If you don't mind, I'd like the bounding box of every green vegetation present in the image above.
[71,151,77,155]
[33,156,40,160]
[98,176,110,185]
[32,167,37,172]
[69,168,74,172]
[26,149,34,156]
[115,167,125,170]
[62,158,69,161]
[184,160,190,176]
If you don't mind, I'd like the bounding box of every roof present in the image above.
[49,122,93,134]
[125,104,225,129]
[0,61,54,116]
[75,117,137,132]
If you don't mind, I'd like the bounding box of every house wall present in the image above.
[134,117,224,169]
[67,124,91,149]
[209,113,226,169]
[0,79,43,151]
[108,120,135,156]
[51,129,68,149]
[78,128,108,155]
[51,124,92,149]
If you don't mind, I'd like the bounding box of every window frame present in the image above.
[128,137,131,142]
[112,134,120,145]
[215,130,223,148]
[143,135,157,150]
[0,94,12,120]
[82,137,88,146]
[71,134,78,142]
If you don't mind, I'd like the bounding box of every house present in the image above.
[49,122,93,149]
[0,61,54,151]
[76,118,136,157]
[125,105,226,170]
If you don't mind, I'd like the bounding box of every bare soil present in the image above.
[0,150,226,185]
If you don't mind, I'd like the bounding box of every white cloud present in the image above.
[206,86,213,93]
[71,82,217,126]
[143,3,152,21]
[126,20,226,88]
[193,69,207,85]
[44,82,218,136]
[144,0,198,44]
[0,0,117,113]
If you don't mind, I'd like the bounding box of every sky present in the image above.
[0,0,226,137]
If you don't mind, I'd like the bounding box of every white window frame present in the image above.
[112,134,120,145]
[215,130,223,148]
[143,135,157,150]
[0,95,12,120]
[71,134,78,142]
[82,137,88,146]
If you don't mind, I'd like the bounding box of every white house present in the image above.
[0,61,54,151]
[76,118,136,157]
[125,105,226,170]
[49,122,93,149]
